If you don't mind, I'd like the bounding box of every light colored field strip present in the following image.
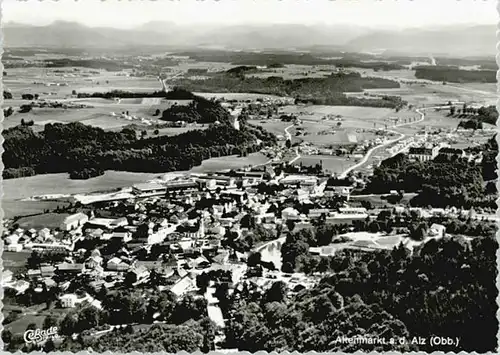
[338,106,438,179]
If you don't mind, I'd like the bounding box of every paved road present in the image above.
[284,124,303,164]
[284,124,294,141]
[338,106,440,179]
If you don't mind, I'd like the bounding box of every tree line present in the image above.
[172,72,404,108]
[415,66,496,83]
[363,143,496,209]
[224,219,497,352]
[3,93,277,180]
[176,50,405,71]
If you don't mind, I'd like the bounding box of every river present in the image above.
[254,236,286,270]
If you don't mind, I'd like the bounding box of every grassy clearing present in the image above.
[3,251,30,276]
[16,213,71,229]
[188,153,269,173]
[251,120,290,137]
[3,201,71,220]
[4,107,136,130]
[296,155,354,175]
[364,82,496,107]
[3,171,163,201]
[349,193,418,208]
[6,315,47,335]
[279,105,395,120]
[194,92,284,101]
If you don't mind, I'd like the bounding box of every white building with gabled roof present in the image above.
[60,213,89,231]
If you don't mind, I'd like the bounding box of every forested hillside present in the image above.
[4,93,275,180]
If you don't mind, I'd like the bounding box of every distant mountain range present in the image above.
[3,21,496,57]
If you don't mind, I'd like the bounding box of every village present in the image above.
[2,129,496,347]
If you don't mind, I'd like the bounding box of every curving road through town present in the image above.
[337,106,434,179]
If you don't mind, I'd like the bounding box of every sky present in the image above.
[2,0,497,29]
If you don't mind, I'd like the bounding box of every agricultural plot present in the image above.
[251,119,292,137]
[395,111,464,135]
[4,106,138,130]
[3,200,71,220]
[16,213,71,230]
[296,155,355,175]
[364,82,496,107]
[126,125,206,138]
[4,315,47,336]
[188,153,269,173]
[194,92,284,101]
[279,105,394,120]
[247,64,335,80]
[273,105,414,147]
[3,171,163,202]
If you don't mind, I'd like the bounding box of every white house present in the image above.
[85,255,103,269]
[60,213,89,231]
[38,228,51,240]
[6,244,23,252]
[281,207,300,220]
[60,294,78,308]
[107,257,130,271]
[429,223,446,238]
[170,274,198,297]
[5,234,20,245]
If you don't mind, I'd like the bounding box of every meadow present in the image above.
[16,213,71,229]
[267,105,415,147]
[3,153,269,219]
[188,153,269,173]
[296,155,355,175]
[3,171,163,202]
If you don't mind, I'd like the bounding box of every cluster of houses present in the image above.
[408,142,483,163]
[3,157,492,315]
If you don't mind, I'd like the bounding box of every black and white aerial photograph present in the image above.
[1,0,498,353]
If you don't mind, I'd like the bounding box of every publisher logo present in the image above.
[23,326,60,345]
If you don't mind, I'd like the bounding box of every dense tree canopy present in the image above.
[414,66,496,83]
[173,72,405,109]
[364,148,496,208]
[3,93,276,180]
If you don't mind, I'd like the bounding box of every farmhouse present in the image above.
[280,175,318,187]
[438,147,464,158]
[132,182,167,196]
[107,257,131,271]
[326,207,368,225]
[429,223,446,238]
[60,294,78,308]
[60,212,89,231]
[408,145,443,161]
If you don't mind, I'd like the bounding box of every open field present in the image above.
[247,64,335,80]
[247,65,421,81]
[3,67,162,97]
[296,155,355,175]
[3,251,31,275]
[359,82,496,107]
[3,171,164,202]
[194,92,285,101]
[3,96,196,130]
[279,105,395,120]
[5,315,49,336]
[4,201,72,220]
[4,171,162,218]
[269,105,415,147]
[250,119,290,137]
[3,104,159,131]
[188,153,269,173]
[4,153,268,219]
[395,111,468,135]
[16,213,71,229]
